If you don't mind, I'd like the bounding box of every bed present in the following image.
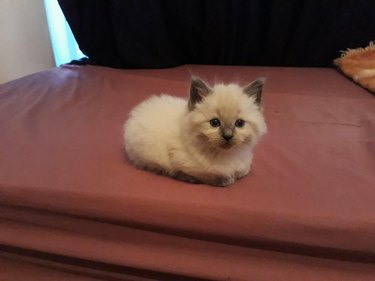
[0,64,374,280]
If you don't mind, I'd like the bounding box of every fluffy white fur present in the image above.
[124,77,267,187]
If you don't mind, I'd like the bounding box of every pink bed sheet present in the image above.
[0,65,374,280]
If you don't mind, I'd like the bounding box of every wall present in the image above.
[0,0,55,84]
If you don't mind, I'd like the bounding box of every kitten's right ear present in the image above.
[243,78,265,106]
[188,76,212,110]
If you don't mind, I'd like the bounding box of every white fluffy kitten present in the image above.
[124,76,267,187]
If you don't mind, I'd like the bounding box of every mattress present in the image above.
[0,65,374,280]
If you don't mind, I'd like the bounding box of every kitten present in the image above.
[123,76,267,187]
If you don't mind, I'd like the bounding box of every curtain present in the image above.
[58,0,375,68]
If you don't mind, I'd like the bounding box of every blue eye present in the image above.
[235,119,245,128]
[210,118,221,127]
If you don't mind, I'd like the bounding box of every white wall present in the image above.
[0,0,55,84]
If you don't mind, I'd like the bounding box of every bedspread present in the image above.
[0,65,374,280]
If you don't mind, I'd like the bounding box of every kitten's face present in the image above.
[187,78,267,150]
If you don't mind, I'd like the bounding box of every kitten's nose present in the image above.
[222,133,233,141]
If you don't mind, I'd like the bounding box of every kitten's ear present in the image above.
[243,78,265,106]
[188,76,212,110]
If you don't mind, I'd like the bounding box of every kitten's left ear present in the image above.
[243,78,266,106]
[188,76,212,110]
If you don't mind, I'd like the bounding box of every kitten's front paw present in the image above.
[212,177,235,187]
[235,168,251,180]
